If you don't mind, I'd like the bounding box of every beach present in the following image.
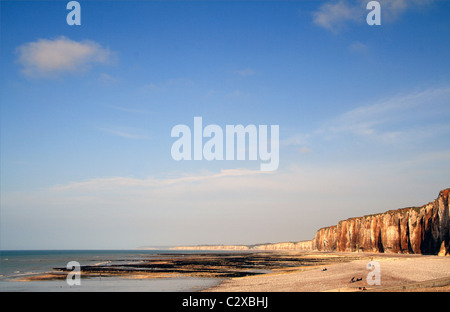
[205,252,450,292]
[2,250,448,292]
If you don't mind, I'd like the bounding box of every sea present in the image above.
[0,249,222,292]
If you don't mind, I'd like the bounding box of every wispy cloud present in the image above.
[236,68,256,77]
[312,0,434,32]
[300,147,313,154]
[17,36,114,77]
[98,73,117,85]
[376,0,433,22]
[108,105,152,115]
[141,78,194,93]
[348,41,368,53]
[324,86,450,140]
[284,86,450,146]
[50,169,270,193]
[281,133,310,147]
[99,126,149,139]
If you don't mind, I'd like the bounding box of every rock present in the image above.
[313,189,450,255]
[438,241,449,256]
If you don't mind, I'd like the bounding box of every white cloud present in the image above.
[17,36,113,77]
[376,0,432,21]
[312,0,434,32]
[312,0,362,32]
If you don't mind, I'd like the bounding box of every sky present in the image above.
[1,0,449,250]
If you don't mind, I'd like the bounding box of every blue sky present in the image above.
[1,0,449,249]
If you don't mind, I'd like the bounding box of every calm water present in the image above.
[0,250,222,292]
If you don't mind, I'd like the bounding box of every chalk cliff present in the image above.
[314,189,449,255]
[172,189,449,255]
[172,245,250,251]
[252,241,313,251]
[170,241,313,251]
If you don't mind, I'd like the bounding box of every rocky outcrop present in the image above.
[173,189,449,255]
[314,189,450,255]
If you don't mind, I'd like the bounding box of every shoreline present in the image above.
[203,252,450,292]
[3,250,449,292]
[4,251,363,287]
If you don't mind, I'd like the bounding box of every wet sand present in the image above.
[14,251,362,282]
[13,251,450,292]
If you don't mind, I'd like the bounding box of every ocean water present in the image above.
[0,250,222,292]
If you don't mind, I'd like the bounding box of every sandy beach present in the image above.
[205,252,450,292]
[7,250,449,292]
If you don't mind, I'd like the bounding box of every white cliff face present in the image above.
[172,245,250,250]
[252,241,313,251]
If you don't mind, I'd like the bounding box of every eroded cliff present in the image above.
[172,189,449,255]
[314,189,449,255]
